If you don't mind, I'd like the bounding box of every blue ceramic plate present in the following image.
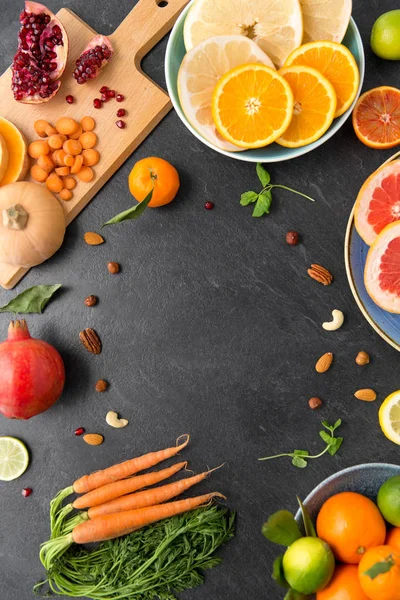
[345,207,400,352]
[165,4,365,162]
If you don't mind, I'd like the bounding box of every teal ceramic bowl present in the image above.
[165,4,365,162]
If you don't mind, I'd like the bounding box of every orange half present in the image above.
[352,86,400,149]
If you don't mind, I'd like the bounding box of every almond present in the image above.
[354,389,377,402]
[83,433,104,446]
[84,231,104,246]
[315,352,333,373]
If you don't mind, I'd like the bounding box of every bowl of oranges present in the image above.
[165,0,365,162]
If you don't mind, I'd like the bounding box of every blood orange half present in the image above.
[352,86,400,149]
[354,160,400,246]
[365,221,400,313]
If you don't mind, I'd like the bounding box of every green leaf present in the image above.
[262,510,303,546]
[327,437,343,456]
[256,162,271,187]
[292,456,308,468]
[0,284,62,314]
[293,450,309,457]
[102,189,153,227]
[240,191,259,206]
[296,496,316,538]
[272,555,290,589]
[363,555,395,580]
[319,431,333,445]
[252,191,272,217]
[321,420,330,429]
[284,589,309,600]
[333,418,342,430]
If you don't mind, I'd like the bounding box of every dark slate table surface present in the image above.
[1,1,399,598]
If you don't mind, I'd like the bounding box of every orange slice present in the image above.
[211,64,293,149]
[276,65,337,148]
[365,221,400,314]
[285,41,359,118]
[352,86,400,149]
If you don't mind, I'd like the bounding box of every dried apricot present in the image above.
[81,116,95,132]
[56,117,79,136]
[80,132,97,149]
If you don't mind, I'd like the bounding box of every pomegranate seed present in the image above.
[205,201,214,210]
[116,94,124,102]
[75,427,85,436]
[99,85,108,93]
[101,93,109,102]
[107,89,115,98]
[93,98,102,109]
[116,120,126,129]
[65,94,74,104]
[22,488,32,497]
[116,108,126,117]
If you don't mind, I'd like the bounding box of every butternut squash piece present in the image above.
[0,118,29,187]
[0,133,9,185]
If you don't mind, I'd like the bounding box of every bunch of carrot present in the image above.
[41,434,225,568]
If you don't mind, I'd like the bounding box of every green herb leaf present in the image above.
[327,437,343,456]
[240,191,259,206]
[321,420,330,429]
[0,284,62,314]
[319,431,333,445]
[293,450,310,457]
[292,456,308,468]
[256,162,271,187]
[284,589,309,600]
[364,555,395,579]
[102,189,153,227]
[296,496,316,538]
[272,555,290,588]
[262,510,303,546]
[333,418,342,430]
[252,190,272,217]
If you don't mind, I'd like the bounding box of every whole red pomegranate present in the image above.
[0,320,65,419]
[11,1,68,103]
[73,35,113,84]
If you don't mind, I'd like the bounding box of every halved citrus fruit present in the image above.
[211,64,293,149]
[352,86,400,149]
[276,65,337,148]
[300,0,352,44]
[0,436,29,481]
[285,41,359,118]
[183,0,303,68]
[354,160,400,246]
[364,221,400,313]
[178,35,275,151]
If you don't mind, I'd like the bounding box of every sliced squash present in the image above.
[0,117,29,186]
[0,134,9,185]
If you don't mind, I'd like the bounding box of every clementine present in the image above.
[317,564,369,600]
[358,545,400,600]
[128,157,180,208]
[387,528,400,552]
[316,492,386,564]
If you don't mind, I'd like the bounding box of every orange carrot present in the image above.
[73,462,187,510]
[72,493,225,544]
[87,466,219,519]
[73,435,190,494]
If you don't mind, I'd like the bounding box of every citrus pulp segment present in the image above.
[211,64,294,149]
[364,221,400,314]
[354,160,400,246]
[183,0,303,68]
[0,436,29,481]
[285,41,359,118]
[177,35,275,152]
[352,86,400,149]
[300,0,352,44]
[276,65,337,148]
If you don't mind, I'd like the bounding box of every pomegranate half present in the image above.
[0,320,65,419]
[73,34,113,84]
[11,1,68,103]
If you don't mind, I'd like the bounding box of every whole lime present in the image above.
[371,10,400,60]
[282,536,335,595]
[377,475,400,526]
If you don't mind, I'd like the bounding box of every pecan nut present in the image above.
[79,328,102,354]
[307,264,333,286]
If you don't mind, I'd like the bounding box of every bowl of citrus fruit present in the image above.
[263,463,400,599]
[165,0,365,162]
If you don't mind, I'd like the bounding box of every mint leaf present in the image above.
[0,284,61,314]
[252,191,272,217]
[240,191,259,206]
[292,456,308,468]
[296,496,317,538]
[272,555,290,588]
[102,189,153,227]
[262,510,303,546]
[364,555,395,579]
[256,162,271,187]
[327,437,343,456]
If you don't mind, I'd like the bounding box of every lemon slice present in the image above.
[300,0,352,44]
[178,35,275,151]
[183,0,303,68]
[379,391,400,445]
[0,436,30,481]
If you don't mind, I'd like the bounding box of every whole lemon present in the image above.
[371,10,400,60]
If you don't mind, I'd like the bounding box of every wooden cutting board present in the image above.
[0,0,189,289]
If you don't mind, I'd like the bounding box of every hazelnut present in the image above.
[355,351,370,366]
[84,295,98,307]
[107,261,120,274]
[308,397,323,410]
[95,379,108,393]
[286,231,299,246]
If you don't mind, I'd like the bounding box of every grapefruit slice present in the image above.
[300,0,352,44]
[178,35,275,152]
[183,0,303,68]
[365,221,400,313]
[352,86,400,149]
[354,160,400,246]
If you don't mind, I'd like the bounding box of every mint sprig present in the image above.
[241,163,315,218]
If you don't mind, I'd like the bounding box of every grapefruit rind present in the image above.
[300,0,352,44]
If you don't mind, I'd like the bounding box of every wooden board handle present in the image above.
[111,0,190,61]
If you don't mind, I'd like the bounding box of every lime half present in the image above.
[0,436,29,481]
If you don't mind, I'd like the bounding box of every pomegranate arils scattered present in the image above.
[116,120,126,129]
[75,427,85,436]
[107,89,116,98]
[22,488,32,497]
[116,94,124,102]
[65,94,74,104]
[205,201,214,210]
[101,93,109,102]
[116,108,126,117]
[99,85,109,94]
[93,98,102,109]
[73,35,113,84]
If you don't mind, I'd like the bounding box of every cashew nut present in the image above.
[106,411,129,428]
[322,309,344,331]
